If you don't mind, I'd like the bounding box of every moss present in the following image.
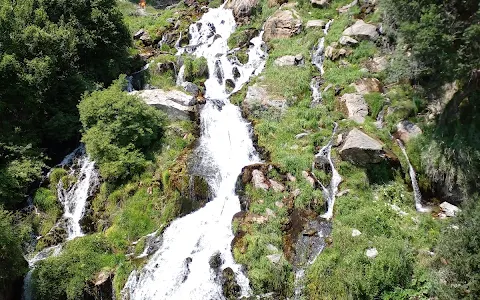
[49,168,67,190]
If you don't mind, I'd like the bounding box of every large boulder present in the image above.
[263,9,302,41]
[311,0,329,7]
[340,93,368,123]
[243,84,286,111]
[339,35,359,46]
[306,19,326,28]
[351,78,383,95]
[364,56,388,73]
[131,89,196,120]
[274,54,304,66]
[340,128,385,165]
[225,0,259,23]
[342,20,379,40]
[395,120,422,143]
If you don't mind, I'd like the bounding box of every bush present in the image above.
[78,76,167,181]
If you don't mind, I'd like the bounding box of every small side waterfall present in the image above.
[122,4,266,299]
[314,123,342,220]
[57,146,99,239]
[310,20,333,106]
[396,140,431,212]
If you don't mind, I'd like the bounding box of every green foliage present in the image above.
[79,76,167,181]
[364,92,385,119]
[32,234,118,300]
[0,208,28,291]
[183,56,209,86]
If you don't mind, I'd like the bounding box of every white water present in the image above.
[396,140,431,212]
[57,146,99,239]
[314,123,342,220]
[122,4,267,299]
[310,20,333,106]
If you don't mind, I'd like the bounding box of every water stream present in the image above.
[396,140,431,212]
[122,4,266,299]
[310,20,333,106]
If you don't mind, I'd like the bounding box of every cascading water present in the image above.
[122,4,267,299]
[310,20,333,106]
[57,146,99,239]
[396,140,431,212]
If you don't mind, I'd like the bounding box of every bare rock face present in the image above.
[340,93,369,123]
[342,20,379,40]
[225,0,259,23]
[306,19,326,28]
[252,170,269,190]
[263,9,302,41]
[395,120,422,143]
[364,56,388,73]
[311,0,330,7]
[351,78,384,95]
[130,89,196,120]
[339,35,359,46]
[340,128,385,165]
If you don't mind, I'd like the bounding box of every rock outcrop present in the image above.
[339,35,359,46]
[243,84,286,112]
[342,20,379,40]
[306,19,326,28]
[263,9,302,41]
[351,78,384,95]
[274,54,304,66]
[131,89,196,120]
[225,0,259,23]
[340,128,385,165]
[339,93,369,123]
[395,120,422,143]
[364,56,388,73]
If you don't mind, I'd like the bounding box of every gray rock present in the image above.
[350,78,383,95]
[339,35,359,46]
[340,128,385,165]
[267,253,282,264]
[269,179,285,192]
[343,20,379,40]
[182,82,199,96]
[252,169,269,190]
[311,0,329,7]
[295,132,309,139]
[396,120,422,143]
[134,29,145,40]
[263,9,302,41]
[266,244,279,253]
[366,248,378,258]
[306,19,326,28]
[352,229,362,237]
[274,54,304,66]
[338,0,358,13]
[439,202,461,217]
[225,0,259,22]
[130,89,196,120]
[340,93,368,123]
[365,56,388,73]
[243,84,286,111]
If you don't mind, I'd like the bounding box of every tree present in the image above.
[78,76,167,181]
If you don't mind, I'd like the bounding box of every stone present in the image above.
[342,20,379,40]
[365,56,388,73]
[395,120,422,143]
[130,89,196,121]
[311,0,329,7]
[292,188,301,198]
[275,201,284,208]
[351,78,383,95]
[269,179,286,192]
[352,229,362,237]
[182,82,199,96]
[134,29,145,40]
[222,267,241,299]
[340,93,368,123]
[274,54,304,66]
[365,248,378,258]
[252,169,269,190]
[428,81,459,116]
[295,132,309,139]
[263,9,302,42]
[340,128,385,165]
[225,0,259,22]
[267,244,279,252]
[302,171,316,187]
[287,173,297,182]
[439,202,461,217]
[267,253,282,264]
[155,61,175,74]
[139,32,152,45]
[266,208,276,217]
[306,19,326,28]
[338,0,358,13]
[339,35,359,46]
[268,0,288,7]
[243,84,286,111]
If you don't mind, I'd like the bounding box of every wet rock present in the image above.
[139,32,152,46]
[267,253,282,264]
[339,93,368,123]
[269,179,285,192]
[131,89,196,121]
[340,128,385,165]
[311,0,330,7]
[364,56,388,73]
[339,35,359,46]
[352,229,362,237]
[252,169,269,190]
[225,79,236,93]
[225,0,259,23]
[366,248,378,258]
[232,67,241,79]
[85,270,114,300]
[209,252,223,270]
[306,19,326,28]
[222,267,241,299]
[39,220,68,248]
[134,29,145,40]
[351,78,383,95]
[274,54,304,66]
[439,202,461,217]
[243,84,286,112]
[182,82,200,96]
[263,9,302,42]
[342,20,379,40]
[395,120,422,143]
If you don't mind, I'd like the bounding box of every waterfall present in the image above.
[122,4,267,299]
[310,20,333,106]
[314,123,342,220]
[57,146,99,239]
[396,140,431,212]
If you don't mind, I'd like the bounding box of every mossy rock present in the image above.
[222,267,241,299]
